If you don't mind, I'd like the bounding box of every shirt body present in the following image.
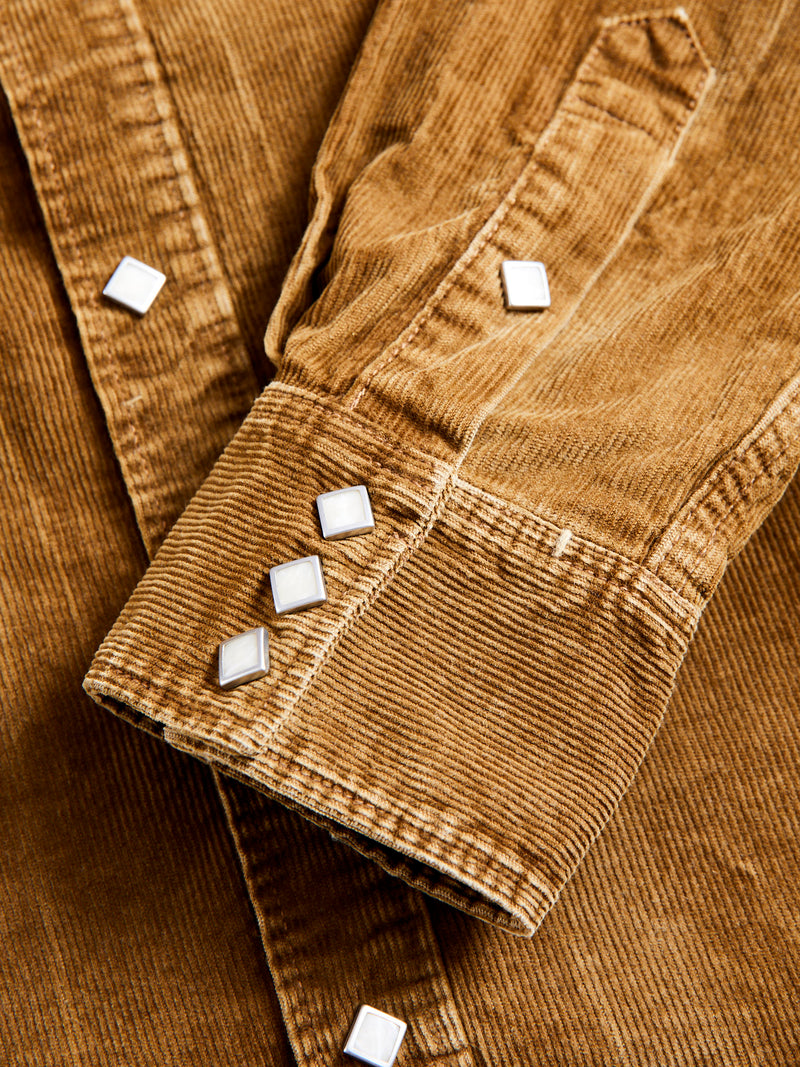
[1,1,799,1064]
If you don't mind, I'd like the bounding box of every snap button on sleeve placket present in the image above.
[500,259,550,310]
[269,554,328,614]
[317,484,374,539]
[218,627,270,689]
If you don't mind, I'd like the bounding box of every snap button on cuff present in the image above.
[343,1005,407,1067]
[317,485,374,539]
[102,256,166,315]
[500,260,551,310]
[218,627,269,689]
[269,555,327,614]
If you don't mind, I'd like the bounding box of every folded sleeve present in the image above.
[85,2,800,934]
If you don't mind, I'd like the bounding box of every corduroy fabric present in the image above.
[430,473,800,1066]
[86,0,800,937]
[0,0,381,1062]
[0,92,295,1067]
[2,0,800,1064]
[0,0,259,555]
[84,383,702,934]
[220,777,476,1067]
[206,472,800,1065]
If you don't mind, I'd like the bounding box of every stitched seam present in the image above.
[261,387,698,617]
[266,468,456,736]
[89,668,552,923]
[265,0,410,366]
[652,386,800,578]
[395,893,476,1058]
[94,509,693,718]
[120,0,254,362]
[266,381,449,473]
[3,0,243,549]
[345,11,710,414]
[268,475,692,746]
[449,500,694,625]
[670,424,792,551]
[24,104,156,537]
[214,781,332,1066]
[223,13,712,738]
[94,669,543,900]
[452,477,698,615]
[675,439,796,595]
[601,8,715,76]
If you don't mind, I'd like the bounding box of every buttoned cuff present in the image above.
[85,381,701,935]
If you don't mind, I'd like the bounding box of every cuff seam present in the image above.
[452,476,699,617]
[270,380,453,471]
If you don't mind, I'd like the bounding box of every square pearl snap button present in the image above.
[103,256,166,315]
[218,627,269,689]
[344,1005,407,1067]
[500,260,551,310]
[317,485,374,540]
[269,555,327,614]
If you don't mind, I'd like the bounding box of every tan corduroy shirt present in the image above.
[2,0,799,1063]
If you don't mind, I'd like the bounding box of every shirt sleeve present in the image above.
[85,2,800,935]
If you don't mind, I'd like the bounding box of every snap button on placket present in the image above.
[317,484,374,540]
[344,1004,407,1067]
[269,554,328,614]
[103,255,166,314]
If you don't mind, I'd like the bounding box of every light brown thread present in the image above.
[7,0,240,551]
[119,0,243,331]
[111,669,560,915]
[218,784,329,1066]
[652,386,800,577]
[346,11,711,414]
[265,0,410,368]
[552,529,573,558]
[451,477,698,614]
[603,9,715,84]
[675,439,796,596]
[26,96,149,514]
[268,382,448,469]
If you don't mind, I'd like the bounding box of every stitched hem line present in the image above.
[86,670,550,936]
[84,383,701,935]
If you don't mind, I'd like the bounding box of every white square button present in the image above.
[500,260,551,310]
[103,256,166,315]
[269,555,327,614]
[218,627,269,689]
[317,485,374,540]
[344,1005,407,1067]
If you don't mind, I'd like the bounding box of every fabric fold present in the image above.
[85,382,703,935]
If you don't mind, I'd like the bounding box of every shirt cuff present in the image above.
[84,380,701,935]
